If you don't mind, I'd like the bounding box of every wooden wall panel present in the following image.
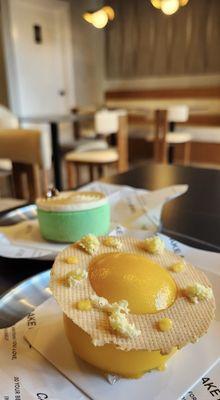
[206,0,220,71]
[106,86,220,99]
[120,1,138,77]
[174,142,220,164]
[0,6,8,106]
[136,1,156,76]
[106,2,121,78]
[105,0,220,79]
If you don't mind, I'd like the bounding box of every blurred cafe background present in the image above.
[0,0,220,208]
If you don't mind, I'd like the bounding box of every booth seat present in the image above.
[177,126,220,143]
[175,126,220,165]
[105,86,220,165]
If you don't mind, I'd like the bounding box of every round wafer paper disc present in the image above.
[50,236,215,353]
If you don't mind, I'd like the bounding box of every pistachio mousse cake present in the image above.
[50,235,215,378]
[37,191,110,243]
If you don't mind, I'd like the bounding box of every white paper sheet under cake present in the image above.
[24,296,220,400]
[0,305,87,399]
[23,229,220,400]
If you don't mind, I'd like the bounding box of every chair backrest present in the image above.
[167,105,189,123]
[0,105,19,129]
[154,107,189,163]
[0,129,51,169]
[0,129,52,200]
[95,109,129,172]
[154,109,168,163]
[117,114,129,172]
[95,109,127,135]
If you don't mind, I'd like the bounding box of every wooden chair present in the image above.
[0,129,52,201]
[65,110,128,188]
[0,105,19,172]
[148,107,191,164]
[0,105,19,129]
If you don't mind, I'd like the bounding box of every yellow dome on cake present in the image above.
[89,252,177,314]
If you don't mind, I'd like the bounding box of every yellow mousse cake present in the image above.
[50,235,215,378]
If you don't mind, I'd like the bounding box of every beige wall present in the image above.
[70,0,104,107]
[105,0,220,89]
[0,0,104,110]
[0,3,8,106]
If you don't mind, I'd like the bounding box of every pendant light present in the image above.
[150,0,189,15]
[83,5,115,29]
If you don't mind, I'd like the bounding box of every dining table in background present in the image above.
[104,162,220,252]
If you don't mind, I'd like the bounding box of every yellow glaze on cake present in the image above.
[65,256,78,265]
[89,252,177,314]
[170,261,185,273]
[158,318,173,332]
[76,299,92,311]
[63,314,177,378]
[64,251,177,377]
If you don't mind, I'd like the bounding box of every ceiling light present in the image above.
[179,0,189,5]
[150,0,189,15]
[150,0,161,9]
[161,0,179,15]
[102,6,115,21]
[83,12,93,24]
[91,9,108,29]
[83,5,115,29]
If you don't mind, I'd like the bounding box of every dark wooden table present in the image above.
[0,162,220,297]
[104,162,220,252]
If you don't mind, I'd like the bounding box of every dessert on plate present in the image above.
[36,190,110,243]
[50,235,215,378]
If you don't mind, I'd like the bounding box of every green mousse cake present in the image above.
[36,191,110,243]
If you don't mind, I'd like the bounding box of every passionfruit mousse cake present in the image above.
[50,235,215,378]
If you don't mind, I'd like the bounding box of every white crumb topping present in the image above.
[90,294,139,338]
[90,294,129,314]
[78,234,100,255]
[111,300,130,314]
[102,236,123,250]
[90,294,111,311]
[109,311,141,338]
[66,268,88,287]
[142,236,165,254]
[184,283,213,303]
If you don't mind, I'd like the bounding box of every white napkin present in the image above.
[0,182,188,259]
